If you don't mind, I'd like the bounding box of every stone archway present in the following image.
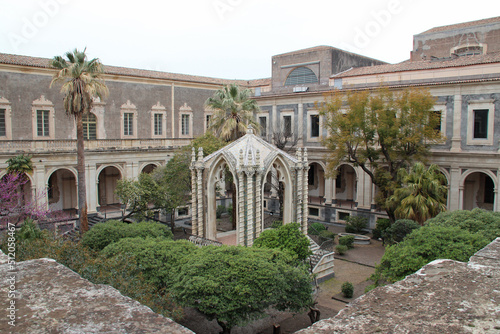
[97,166,122,207]
[141,163,158,174]
[335,164,357,208]
[47,168,77,212]
[462,171,496,211]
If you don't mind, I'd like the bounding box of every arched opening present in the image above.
[335,164,357,208]
[308,162,325,204]
[141,163,157,174]
[263,158,293,226]
[98,166,122,207]
[463,172,495,211]
[47,168,77,213]
[83,112,97,140]
[284,66,318,86]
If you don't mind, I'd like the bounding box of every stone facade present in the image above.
[0,251,193,333]
[1,16,500,230]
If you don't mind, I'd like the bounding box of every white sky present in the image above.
[0,0,498,80]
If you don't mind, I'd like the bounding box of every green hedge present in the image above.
[81,220,173,251]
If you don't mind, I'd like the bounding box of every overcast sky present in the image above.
[0,0,498,80]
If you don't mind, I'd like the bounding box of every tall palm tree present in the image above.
[50,48,109,233]
[206,83,259,141]
[6,154,33,175]
[387,163,448,225]
[205,84,260,229]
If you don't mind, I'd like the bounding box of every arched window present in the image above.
[83,112,97,140]
[285,67,318,86]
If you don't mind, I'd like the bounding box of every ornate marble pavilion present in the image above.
[190,127,309,246]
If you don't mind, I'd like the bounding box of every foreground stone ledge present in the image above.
[0,252,193,334]
[296,238,500,334]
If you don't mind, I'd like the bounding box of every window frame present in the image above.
[280,110,294,137]
[467,100,494,146]
[257,112,269,138]
[204,109,213,133]
[82,112,97,140]
[179,103,193,138]
[306,110,322,142]
[120,100,137,139]
[32,95,55,140]
[0,97,12,140]
[150,102,167,138]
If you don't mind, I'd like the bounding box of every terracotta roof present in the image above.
[419,16,500,35]
[333,51,500,78]
[0,53,261,86]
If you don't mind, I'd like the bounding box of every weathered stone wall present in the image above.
[0,251,193,333]
[296,238,500,333]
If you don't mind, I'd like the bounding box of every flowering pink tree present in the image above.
[0,172,47,226]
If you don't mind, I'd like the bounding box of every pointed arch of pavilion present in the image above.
[190,127,309,246]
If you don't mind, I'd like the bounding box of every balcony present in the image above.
[0,138,193,154]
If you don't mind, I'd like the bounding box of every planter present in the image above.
[338,232,371,245]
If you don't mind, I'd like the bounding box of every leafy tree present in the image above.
[50,48,109,233]
[387,163,447,224]
[205,83,259,142]
[115,133,225,232]
[382,219,420,245]
[375,224,489,282]
[253,222,312,261]
[344,216,368,233]
[0,173,47,225]
[320,87,443,221]
[6,154,33,175]
[81,220,172,251]
[101,237,197,290]
[171,246,313,333]
[206,85,259,228]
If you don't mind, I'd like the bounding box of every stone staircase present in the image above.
[64,215,105,240]
[188,235,223,247]
[307,235,335,282]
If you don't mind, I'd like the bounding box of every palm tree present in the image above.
[387,163,448,225]
[205,83,259,141]
[205,84,260,229]
[50,48,109,233]
[6,154,33,175]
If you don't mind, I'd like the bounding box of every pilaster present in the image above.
[302,148,309,234]
[246,169,255,246]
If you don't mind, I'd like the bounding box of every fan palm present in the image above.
[387,163,447,225]
[6,154,33,175]
[205,83,259,141]
[50,48,109,232]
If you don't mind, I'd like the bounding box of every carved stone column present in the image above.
[246,169,255,246]
[302,148,309,234]
[238,171,245,245]
[296,148,303,224]
[255,150,262,239]
[190,147,197,236]
[196,147,204,237]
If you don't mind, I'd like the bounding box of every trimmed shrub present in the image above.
[102,237,197,289]
[254,222,312,261]
[426,208,500,238]
[383,219,420,245]
[318,230,336,240]
[335,244,348,255]
[271,220,283,229]
[339,235,355,249]
[341,282,354,298]
[375,224,489,282]
[308,222,326,235]
[81,220,173,251]
[345,216,368,234]
[372,218,391,239]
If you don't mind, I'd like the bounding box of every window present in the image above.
[32,96,55,139]
[0,109,5,137]
[206,114,212,128]
[285,67,318,86]
[37,110,50,137]
[484,176,494,204]
[120,100,137,139]
[336,171,342,189]
[473,109,488,139]
[467,100,494,146]
[283,115,291,136]
[154,113,163,136]
[181,114,190,135]
[124,113,134,136]
[308,166,315,186]
[433,110,442,132]
[83,113,97,140]
[259,116,267,137]
[311,114,319,137]
[0,97,12,139]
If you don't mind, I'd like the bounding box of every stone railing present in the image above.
[0,138,193,154]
